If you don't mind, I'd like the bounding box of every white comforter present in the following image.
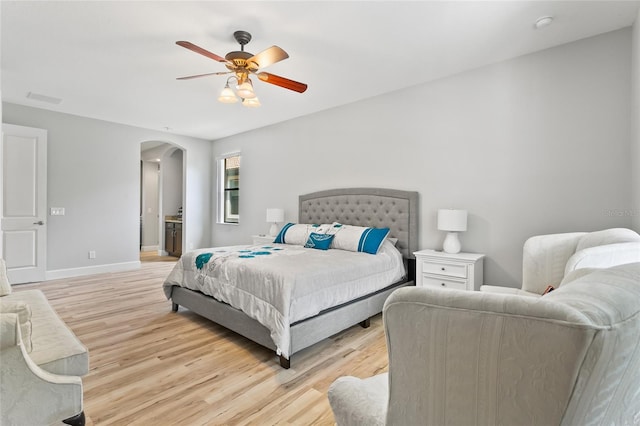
[163,240,405,358]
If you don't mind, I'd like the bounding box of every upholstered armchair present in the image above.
[481,228,640,297]
[328,263,640,425]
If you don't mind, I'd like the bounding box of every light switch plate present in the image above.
[50,207,65,216]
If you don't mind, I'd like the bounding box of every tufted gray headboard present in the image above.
[299,188,419,259]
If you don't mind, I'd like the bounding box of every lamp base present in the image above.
[442,232,461,254]
[269,223,279,237]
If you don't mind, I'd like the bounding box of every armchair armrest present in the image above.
[479,284,540,297]
[1,314,83,425]
[328,373,388,426]
[382,287,595,426]
[521,232,585,294]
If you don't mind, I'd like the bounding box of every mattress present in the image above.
[163,239,405,357]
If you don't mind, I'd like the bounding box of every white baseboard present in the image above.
[141,245,160,252]
[46,261,141,281]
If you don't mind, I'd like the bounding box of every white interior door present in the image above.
[1,124,47,284]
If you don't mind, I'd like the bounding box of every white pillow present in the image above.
[0,301,33,352]
[0,258,11,296]
[274,223,328,245]
[325,223,390,255]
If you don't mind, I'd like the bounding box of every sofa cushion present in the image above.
[0,301,32,352]
[1,290,88,376]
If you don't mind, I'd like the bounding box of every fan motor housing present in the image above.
[226,51,255,70]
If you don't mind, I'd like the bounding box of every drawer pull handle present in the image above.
[441,283,446,287]
[441,267,445,271]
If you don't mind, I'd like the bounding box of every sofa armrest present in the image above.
[1,314,83,425]
[328,373,388,426]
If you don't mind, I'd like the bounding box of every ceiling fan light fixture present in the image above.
[242,96,261,108]
[236,79,256,99]
[218,83,238,103]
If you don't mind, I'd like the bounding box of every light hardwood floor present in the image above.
[16,253,389,425]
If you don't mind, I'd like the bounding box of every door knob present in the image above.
[33,221,44,225]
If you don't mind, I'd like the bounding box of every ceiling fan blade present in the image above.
[247,46,289,70]
[176,41,229,63]
[176,71,230,80]
[257,72,308,93]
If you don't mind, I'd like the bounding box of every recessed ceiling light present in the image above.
[26,92,62,104]
[535,16,554,29]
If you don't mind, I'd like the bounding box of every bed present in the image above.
[163,187,419,368]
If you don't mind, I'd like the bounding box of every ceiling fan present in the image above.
[176,30,308,107]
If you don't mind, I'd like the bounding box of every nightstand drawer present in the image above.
[422,276,467,291]
[421,260,467,278]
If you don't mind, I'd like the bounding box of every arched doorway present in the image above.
[140,141,185,258]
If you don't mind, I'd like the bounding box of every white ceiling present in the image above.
[2,1,639,141]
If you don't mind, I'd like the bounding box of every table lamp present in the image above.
[437,209,467,254]
[266,208,285,237]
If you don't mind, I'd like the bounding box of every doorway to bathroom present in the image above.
[140,141,185,259]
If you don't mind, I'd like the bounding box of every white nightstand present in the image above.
[413,249,484,291]
[252,234,276,245]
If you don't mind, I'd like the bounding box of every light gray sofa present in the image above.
[481,227,640,297]
[329,262,640,425]
[0,259,89,426]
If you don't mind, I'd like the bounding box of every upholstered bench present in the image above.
[1,290,89,376]
[0,258,89,426]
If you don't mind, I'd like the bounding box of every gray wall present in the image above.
[2,104,212,275]
[211,29,635,288]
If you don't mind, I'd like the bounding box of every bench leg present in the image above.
[359,317,371,328]
[63,411,85,426]
[171,302,179,312]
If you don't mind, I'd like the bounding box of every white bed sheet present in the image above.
[163,239,405,358]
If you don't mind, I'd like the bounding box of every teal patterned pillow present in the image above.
[304,233,335,250]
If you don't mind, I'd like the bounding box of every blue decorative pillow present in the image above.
[304,233,335,250]
[274,223,323,245]
[326,223,390,254]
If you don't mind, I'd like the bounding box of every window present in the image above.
[218,153,240,224]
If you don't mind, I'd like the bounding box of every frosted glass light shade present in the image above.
[236,80,256,99]
[242,97,261,108]
[218,85,238,103]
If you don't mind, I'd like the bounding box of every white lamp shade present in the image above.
[266,208,285,223]
[437,209,468,232]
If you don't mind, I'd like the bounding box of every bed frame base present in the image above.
[171,279,412,369]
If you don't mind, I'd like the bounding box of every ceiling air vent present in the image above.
[26,92,62,105]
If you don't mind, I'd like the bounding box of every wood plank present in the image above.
[12,253,389,425]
